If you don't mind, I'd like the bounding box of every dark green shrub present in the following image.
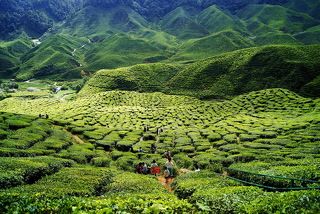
[0,129,8,139]
[112,155,138,171]
[242,190,320,214]
[91,157,112,167]
[6,119,30,129]
[190,186,264,213]
[207,133,222,142]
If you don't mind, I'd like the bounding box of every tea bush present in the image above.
[173,171,239,199]
[242,190,320,214]
[91,157,112,167]
[0,88,319,212]
[190,186,264,213]
[4,166,115,197]
[55,143,95,163]
[0,193,195,213]
[0,156,74,189]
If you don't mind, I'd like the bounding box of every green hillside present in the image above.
[168,45,320,98]
[197,5,247,34]
[172,30,254,60]
[253,32,302,45]
[238,4,319,35]
[160,7,209,39]
[0,38,33,77]
[81,63,182,94]
[84,34,172,71]
[0,73,319,212]
[2,1,320,80]
[0,87,319,213]
[15,35,87,80]
[285,0,320,19]
[294,25,320,44]
[60,6,149,37]
[83,45,320,98]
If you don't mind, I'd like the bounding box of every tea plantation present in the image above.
[0,87,319,213]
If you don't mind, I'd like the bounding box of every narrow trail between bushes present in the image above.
[156,169,193,192]
[157,176,174,192]
[72,134,85,144]
[61,127,86,145]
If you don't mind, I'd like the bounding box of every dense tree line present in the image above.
[0,0,84,39]
[0,0,318,39]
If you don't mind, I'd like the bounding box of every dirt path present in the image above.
[72,134,85,144]
[157,176,174,192]
[156,168,193,192]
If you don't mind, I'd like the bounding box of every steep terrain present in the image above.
[0,38,33,78]
[0,0,320,82]
[81,45,320,98]
[15,34,88,80]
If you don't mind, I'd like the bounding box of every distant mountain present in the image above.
[0,0,84,39]
[1,0,319,40]
[0,0,319,84]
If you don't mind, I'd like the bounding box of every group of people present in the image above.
[135,154,175,183]
[136,160,160,175]
[143,126,164,135]
[39,114,49,119]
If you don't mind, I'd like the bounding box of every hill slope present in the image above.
[168,45,320,98]
[0,0,320,81]
[82,45,320,98]
[172,30,254,60]
[16,35,87,80]
[0,38,33,77]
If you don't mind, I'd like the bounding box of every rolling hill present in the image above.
[16,34,87,80]
[238,4,319,35]
[0,38,33,78]
[172,30,254,60]
[83,45,320,98]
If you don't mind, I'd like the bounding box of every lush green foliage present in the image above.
[1,0,320,81]
[0,87,319,212]
[82,45,320,98]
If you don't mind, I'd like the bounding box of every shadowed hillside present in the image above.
[82,45,320,98]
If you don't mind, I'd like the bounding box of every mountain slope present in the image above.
[253,32,301,45]
[16,34,87,80]
[0,0,84,39]
[84,34,169,71]
[168,45,320,98]
[60,5,150,37]
[197,5,247,34]
[80,63,182,94]
[1,0,320,81]
[0,38,33,77]
[172,30,254,60]
[82,45,320,98]
[160,7,209,39]
[285,0,320,19]
[294,25,320,45]
[238,4,319,35]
